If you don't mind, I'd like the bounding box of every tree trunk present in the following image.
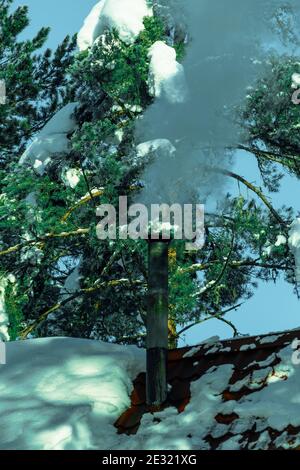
[146,240,169,407]
[168,247,178,349]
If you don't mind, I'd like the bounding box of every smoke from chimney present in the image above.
[136,0,300,208]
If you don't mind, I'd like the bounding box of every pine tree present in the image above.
[240,55,300,183]
[0,0,76,169]
[0,2,298,345]
[0,0,75,339]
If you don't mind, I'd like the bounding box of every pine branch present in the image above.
[192,230,235,298]
[20,278,145,339]
[0,228,89,257]
[178,258,292,276]
[237,144,300,171]
[60,185,138,222]
[221,169,286,226]
[61,188,105,222]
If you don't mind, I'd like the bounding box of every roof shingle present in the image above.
[115,328,300,449]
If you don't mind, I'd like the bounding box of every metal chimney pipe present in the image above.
[146,239,170,407]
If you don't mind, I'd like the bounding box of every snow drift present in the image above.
[1,337,300,450]
[0,338,145,450]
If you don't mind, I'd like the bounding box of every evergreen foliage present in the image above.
[0,1,298,345]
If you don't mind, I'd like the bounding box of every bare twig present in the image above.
[177,302,244,338]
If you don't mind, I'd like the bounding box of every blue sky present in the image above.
[14,0,300,345]
[13,0,96,48]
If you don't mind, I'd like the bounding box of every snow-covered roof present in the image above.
[116,327,300,450]
[1,329,300,449]
[77,0,153,51]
